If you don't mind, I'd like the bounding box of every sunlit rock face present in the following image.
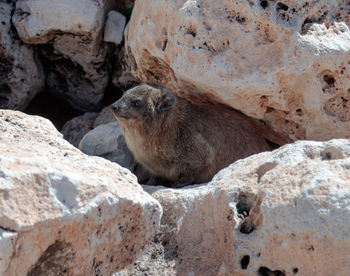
[125,0,350,141]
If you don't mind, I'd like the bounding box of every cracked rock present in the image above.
[124,0,350,141]
[0,109,161,276]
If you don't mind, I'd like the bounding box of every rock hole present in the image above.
[260,1,269,9]
[185,26,197,37]
[237,191,264,234]
[240,255,250,269]
[266,107,274,113]
[258,266,286,276]
[323,75,335,87]
[293,267,299,274]
[276,2,289,11]
[162,39,168,51]
[28,240,74,276]
[236,16,246,24]
[295,109,303,116]
[321,151,332,160]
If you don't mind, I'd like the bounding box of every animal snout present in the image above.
[111,102,121,112]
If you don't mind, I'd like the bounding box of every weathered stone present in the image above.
[0,3,44,110]
[125,0,350,141]
[119,139,350,275]
[13,0,116,111]
[0,110,162,276]
[61,112,99,147]
[104,11,126,45]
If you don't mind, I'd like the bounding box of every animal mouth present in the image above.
[111,109,131,120]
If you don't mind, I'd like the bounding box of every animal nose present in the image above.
[111,102,120,112]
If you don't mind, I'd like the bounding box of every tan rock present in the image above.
[125,0,350,141]
[119,139,350,275]
[0,110,161,276]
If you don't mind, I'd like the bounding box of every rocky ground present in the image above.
[1,0,350,275]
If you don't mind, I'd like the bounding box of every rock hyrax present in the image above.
[111,83,271,186]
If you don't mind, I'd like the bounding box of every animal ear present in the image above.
[157,90,175,113]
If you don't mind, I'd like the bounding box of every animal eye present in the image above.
[131,100,142,108]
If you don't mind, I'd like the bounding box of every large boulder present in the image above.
[0,2,44,110]
[0,110,162,276]
[124,0,350,141]
[13,0,117,111]
[118,139,350,275]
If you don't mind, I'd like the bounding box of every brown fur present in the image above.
[111,83,271,186]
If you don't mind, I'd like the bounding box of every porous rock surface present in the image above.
[0,110,162,276]
[125,0,350,141]
[0,2,44,110]
[12,0,117,111]
[117,139,350,276]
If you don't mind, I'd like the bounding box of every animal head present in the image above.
[111,83,176,128]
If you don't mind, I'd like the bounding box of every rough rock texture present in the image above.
[13,0,116,111]
[0,3,45,110]
[125,0,350,141]
[117,139,350,276]
[104,11,126,45]
[0,110,162,276]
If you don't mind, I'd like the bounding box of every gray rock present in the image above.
[104,11,126,45]
[0,3,44,110]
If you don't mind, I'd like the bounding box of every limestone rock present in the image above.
[121,139,350,275]
[104,11,126,45]
[125,0,350,141]
[13,0,116,111]
[0,3,44,110]
[0,110,162,276]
